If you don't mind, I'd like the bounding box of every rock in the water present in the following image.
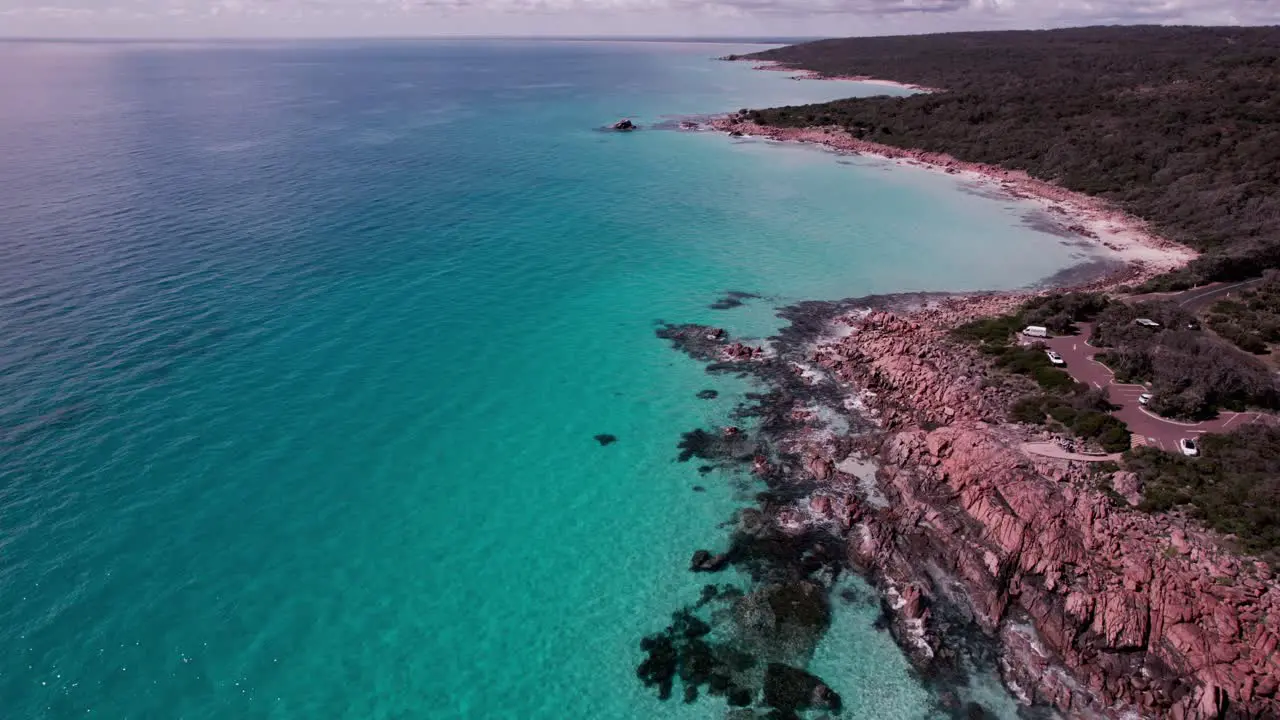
[762,663,840,714]
[676,613,711,639]
[696,389,719,400]
[726,686,753,707]
[690,549,730,573]
[733,581,831,664]
[804,454,835,482]
[709,291,761,310]
[902,583,930,620]
[812,682,843,713]
[637,634,677,700]
[612,118,636,131]
[594,434,617,446]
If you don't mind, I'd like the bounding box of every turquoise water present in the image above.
[0,40,1106,718]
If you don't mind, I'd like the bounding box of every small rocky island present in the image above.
[612,118,637,131]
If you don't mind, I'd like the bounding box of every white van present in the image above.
[1022,325,1049,338]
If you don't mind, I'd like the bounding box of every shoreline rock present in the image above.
[809,303,1280,718]
[651,279,1280,718]
[645,87,1272,716]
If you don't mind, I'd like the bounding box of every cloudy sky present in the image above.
[1,0,1277,38]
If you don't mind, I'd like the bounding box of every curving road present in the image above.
[1125,278,1266,313]
[1038,323,1270,452]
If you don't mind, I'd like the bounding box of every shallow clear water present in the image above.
[0,39,1106,719]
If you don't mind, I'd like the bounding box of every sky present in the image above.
[0,0,1278,38]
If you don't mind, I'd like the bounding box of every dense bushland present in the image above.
[1206,273,1280,354]
[737,26,1280,289]
[1127,425,1280,558]
[1090,301,1278,418]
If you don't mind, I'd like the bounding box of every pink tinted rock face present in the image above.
[808,307,1280,719]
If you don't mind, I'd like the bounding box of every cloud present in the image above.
[0,0,1278,36]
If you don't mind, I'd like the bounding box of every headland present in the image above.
[637,31,1280,719]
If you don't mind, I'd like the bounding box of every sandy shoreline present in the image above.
[711,117,1198,285]
[659,60,1278,720]
[735,59,940,93]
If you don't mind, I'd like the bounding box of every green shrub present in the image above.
[1033,366,1077,391]
[995,345,1043,371]
[1096,424,1133,453]
[1011,395,1050,424]
[953,314,1024,347]
[1206,274,1280,354]
[1009,393,1131,452]
[1128,425,1280,558]
[1048,404,1078,425]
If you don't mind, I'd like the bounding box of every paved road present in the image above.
[1039,323,1269,452]
[1126,278,1265,313]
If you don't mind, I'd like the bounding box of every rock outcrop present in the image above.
[814,308,1280,719]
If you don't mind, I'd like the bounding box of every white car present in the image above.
[1179,437,1199,457]
[1138,393,1153,405]
[1045,350,1065,366]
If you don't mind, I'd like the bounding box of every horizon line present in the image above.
[0,34,820,44]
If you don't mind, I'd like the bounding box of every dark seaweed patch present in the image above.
[676,428,755,464]
[710,290,762,310]
[594,434,617,446]
[643,291,1059,715]
[762,662,843,718]
[697,389,719,399]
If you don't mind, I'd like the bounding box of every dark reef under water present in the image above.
[641,294,1031,719]
[710,291,764,311]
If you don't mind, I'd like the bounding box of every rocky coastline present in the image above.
[814,301,1280,719]
[647,280,1280,718]
[633,64,1275,719]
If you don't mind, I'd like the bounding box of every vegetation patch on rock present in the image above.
[1126,424,1280,559]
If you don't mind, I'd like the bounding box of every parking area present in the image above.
[1035,323,1270,452]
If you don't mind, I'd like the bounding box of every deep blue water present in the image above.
[0,40,1106,719]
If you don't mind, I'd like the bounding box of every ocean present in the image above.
[0,39,1110,719]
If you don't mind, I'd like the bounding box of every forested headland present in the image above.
[732,26,1280,290]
